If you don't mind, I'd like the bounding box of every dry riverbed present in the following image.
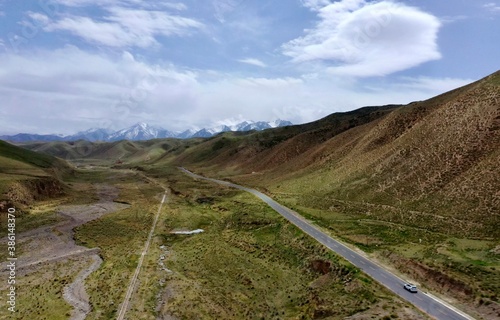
[0,184,129,319]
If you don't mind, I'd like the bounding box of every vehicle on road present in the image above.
[404,283,418,293]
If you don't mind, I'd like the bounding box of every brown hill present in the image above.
[173,71,500,238]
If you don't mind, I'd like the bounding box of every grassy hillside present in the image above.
[21,138,198,166]
[0,140,71,208]
[167,105,399,172]
[0,140,69,171]
[167,71,500,239]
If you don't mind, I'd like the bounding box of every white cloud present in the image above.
[44,6,203,48]
[46,16,145,47]
[237,58,267,68]
[283,0,441,77]
[0,47,472,135]
[27,12,50,25]
[0,47,199,133]
[483,2,500,12]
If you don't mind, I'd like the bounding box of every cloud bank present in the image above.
[284,0,441,77]
[0,47,470,135]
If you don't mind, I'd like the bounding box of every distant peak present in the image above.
[2,119,293,142]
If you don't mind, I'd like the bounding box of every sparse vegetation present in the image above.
[72,171,163,319]
[0,257,89,320]
[1,71,499,319]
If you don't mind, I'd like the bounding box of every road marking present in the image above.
[116,190,167,320]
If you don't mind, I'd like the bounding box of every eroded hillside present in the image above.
[175,71,500,239]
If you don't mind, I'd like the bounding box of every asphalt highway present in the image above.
[180,167,475,320]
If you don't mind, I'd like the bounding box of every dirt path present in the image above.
[116,191,167,320]
[0,184,129,319]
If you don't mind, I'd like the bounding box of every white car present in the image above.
[404,283,418,293]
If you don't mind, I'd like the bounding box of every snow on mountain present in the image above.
[208,125,232,134]
[176,129,197,139]
[269,119,293,128]
[1,120,293,142]
[67,128,113,141]
[232,121,251,131]
[238,121,272,131]
[191,128,213,138]
[108,122,174,141]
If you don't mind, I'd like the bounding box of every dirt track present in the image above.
[0,184,129,319]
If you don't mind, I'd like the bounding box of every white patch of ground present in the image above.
[170,229,204,234]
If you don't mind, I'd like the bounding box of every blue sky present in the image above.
[0,0,499,134]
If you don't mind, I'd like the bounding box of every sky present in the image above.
[0,0,499,134]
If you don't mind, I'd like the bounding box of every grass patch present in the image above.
[74,179,162,319]
[0,257,89,320]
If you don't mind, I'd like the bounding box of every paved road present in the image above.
[116,191,167,320]
[180,167,475,320]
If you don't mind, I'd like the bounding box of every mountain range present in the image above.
[0,120,293,142]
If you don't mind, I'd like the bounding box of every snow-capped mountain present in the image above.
[192,125,232,138]
[107,122,175,141]
[269,119,293,128]
[238,121,272,131]
[191,128,214,138]
[67,128,113,141]
[1,120,293,142]
[176,129,197,139]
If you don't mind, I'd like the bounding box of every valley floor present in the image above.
[1,164,497,320]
